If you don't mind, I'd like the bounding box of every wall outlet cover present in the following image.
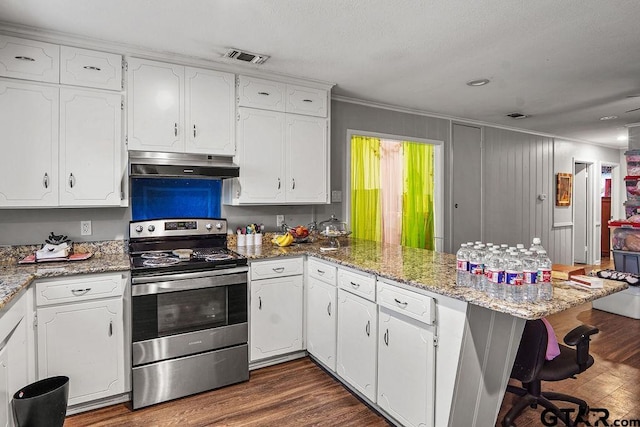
[276,215,285,227]
[81,220,92,236]
[331,190,342,203]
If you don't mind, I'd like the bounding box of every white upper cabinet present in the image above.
[127,58,235,156]
[127,58,184,153]
[0,35,59,83]
[185,67,235,155]
[233,107,286,204]
[286,84,327,117]
[60,46,122,91]
[285,114,328,203]
[238,76,286,111]
[59,88,123,206]
[0,80,59,207]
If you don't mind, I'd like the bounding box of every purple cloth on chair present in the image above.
[541,318,561,360]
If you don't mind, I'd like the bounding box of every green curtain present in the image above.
[351,136,382,242]
[401,142,435,250]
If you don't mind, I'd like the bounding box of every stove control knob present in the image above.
[215,222,223,230]
[135,225,143,233]
[205,223,213,231]
[148,225,156,232]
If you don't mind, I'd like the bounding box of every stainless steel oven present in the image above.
[129,218,249,409]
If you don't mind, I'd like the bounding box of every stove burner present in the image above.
[204,253,233,262]
[142,257,181,267]
[141,253,171,260]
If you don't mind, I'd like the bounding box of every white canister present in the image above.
[237,234,246,247]
[255,233,263,246]
[246,233,255,246]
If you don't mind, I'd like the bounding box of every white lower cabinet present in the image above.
[306,276,337,370]
[35,273,126,407]
[377,305,435,427]
[336,288,377,402]
[250,260,304,362]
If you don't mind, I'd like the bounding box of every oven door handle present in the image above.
[132,270,248,296]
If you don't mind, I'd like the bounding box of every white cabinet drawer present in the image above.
[307,258,337,285]
[251,257,303,280]
[60,46,122,91]
[377,280,435,325]
[0,35,59,83]
[286,84,327,117]
[238,75,285,112]
[338,268,376,302]
[35,273,124,306]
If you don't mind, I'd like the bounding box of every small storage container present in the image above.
[624,201,640,219]
[609,221,640,251]
[624,176,640,200]
[612,249,640,274]
[625,149,640,163]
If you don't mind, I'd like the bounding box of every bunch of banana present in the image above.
[272,232,294,247]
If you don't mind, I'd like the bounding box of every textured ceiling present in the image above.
[1,0,639,147]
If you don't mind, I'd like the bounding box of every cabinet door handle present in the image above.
[302,99,313,103]
[108,321,113,337]
[193,124,197,138]
[174,123,178,137]
[258,296,262,310]
[83,65,101,71]
[43,173,49,189]
[350,281,360,289]
[257,91,270,96]
[277,178,281,190]
[71,288,91,295]
[15,56,35,62]
[366,320,370,337]
[317,269,325,275]
[272,267,285,273]
[69,173,75,188]
[384,329,389,346]
[327,301,332,316]
[394,298,408,308]
[291,178,296,190]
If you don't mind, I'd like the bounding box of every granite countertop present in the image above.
[233,237,629,320]
[0,241,130,310]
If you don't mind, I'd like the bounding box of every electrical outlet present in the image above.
[276,215,285,227]
[81,220,92,236]
[331,190,342,203]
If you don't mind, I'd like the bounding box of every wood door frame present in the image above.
[572,159,595,265]
[598,161,620,263]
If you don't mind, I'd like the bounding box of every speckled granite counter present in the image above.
[233,238,628,320]
[0,241,130,310]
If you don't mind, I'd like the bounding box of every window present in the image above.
[348,133,442,250]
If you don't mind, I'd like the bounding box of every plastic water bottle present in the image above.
[481,249,495,291]
[537,250,553,301]
[519,248,527,259]
[516,243,525,253]
[505,250,524,302]
[522,251,538,302]
[530,237,545,253]
[486,249,505,299]
[499,244,509,253]
[468,245,485,289]
[456,243,470,287]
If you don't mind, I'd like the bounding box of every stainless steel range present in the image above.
[129,218,249,409]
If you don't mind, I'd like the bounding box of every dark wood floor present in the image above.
[67,281,639,426]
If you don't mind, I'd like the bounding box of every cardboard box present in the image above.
[551,264,586,280]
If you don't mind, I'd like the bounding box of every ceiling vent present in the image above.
[506,112,528,119]
[223,48,269,65]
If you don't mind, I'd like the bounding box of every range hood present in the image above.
[129,151,239,179]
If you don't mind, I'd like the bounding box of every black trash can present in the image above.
[12,376,69,427]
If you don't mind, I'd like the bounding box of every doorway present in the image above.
[573,161,593,264]
[600,162,620,263]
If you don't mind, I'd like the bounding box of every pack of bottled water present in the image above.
[455,237,553,302]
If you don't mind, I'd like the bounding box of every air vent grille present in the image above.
[223,48,269,65]
[506,112,528,119]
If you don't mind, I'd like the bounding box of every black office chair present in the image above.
[502,319,599,427]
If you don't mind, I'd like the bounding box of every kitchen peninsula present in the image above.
[0,238,627,427]
[234,237,627,427]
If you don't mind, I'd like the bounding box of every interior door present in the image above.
[574,163,588,264]
[452,124,482,250]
